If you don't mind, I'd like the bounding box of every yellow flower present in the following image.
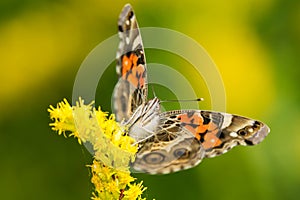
[48,98,76,136]
[48,98,147,200]
[89,159,146,199]
[123,182,147,200]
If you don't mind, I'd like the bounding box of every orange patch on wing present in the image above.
[121,53,145,88]
[207,122,218,131]
[202,129,222,149]
[179,113,222,149]
[179,113,209,140]
[121,54,138,76]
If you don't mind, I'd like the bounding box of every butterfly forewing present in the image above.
[113,4,148,122]
[159,110,270,158]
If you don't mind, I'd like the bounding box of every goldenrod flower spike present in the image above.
[48,98,147,200]
[48,98,76,137]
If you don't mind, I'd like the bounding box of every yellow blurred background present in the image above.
[0,0,299,199]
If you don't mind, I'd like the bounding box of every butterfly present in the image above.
[113,4,270,174]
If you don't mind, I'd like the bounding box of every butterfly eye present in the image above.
[143,152,165,164]
[173,148,189,159]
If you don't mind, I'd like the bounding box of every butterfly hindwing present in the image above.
[131,121,205,174]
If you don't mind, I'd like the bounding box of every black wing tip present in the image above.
[248,123,270,145]
[121,3,133,16]
[118,3,135,29]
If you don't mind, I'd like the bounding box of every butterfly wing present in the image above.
[132,109,269,174]
[113,4,148,122]
[132,125,206,174]
[159,110,269,157]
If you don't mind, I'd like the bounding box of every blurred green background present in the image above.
[1,0,299,199]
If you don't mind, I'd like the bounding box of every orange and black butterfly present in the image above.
[113,4,270,174]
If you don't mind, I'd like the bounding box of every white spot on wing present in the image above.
[229,132,238,137]
[221,114,233,129]
[247,127,254,133]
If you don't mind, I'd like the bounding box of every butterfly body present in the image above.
[113,4,270,174]
[124,97,161,142]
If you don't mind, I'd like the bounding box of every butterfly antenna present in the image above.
[151,84,157,97]
[161,98,204,103]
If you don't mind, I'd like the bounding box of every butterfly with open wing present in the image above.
[112,4,270,174]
